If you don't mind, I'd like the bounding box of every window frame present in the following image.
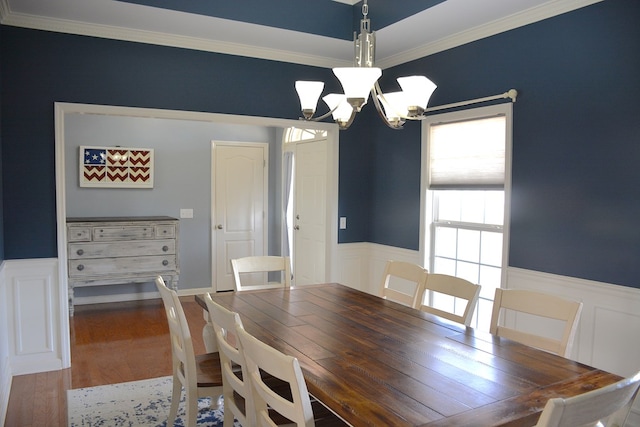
[419,103,513,300]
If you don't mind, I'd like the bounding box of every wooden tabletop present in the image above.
[198,283,621,427]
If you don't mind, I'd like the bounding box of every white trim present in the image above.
[376,0,605,68]
[0,0,603,68]
[0,3,351,68]
[419,103,513,286]
[4,258,67,375]
[0,260,10,427]
[73,291,160,306]
[55,102,340,374]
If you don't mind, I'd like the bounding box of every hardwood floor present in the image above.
[4,296,208,427]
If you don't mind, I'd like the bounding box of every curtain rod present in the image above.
[424,89,518,114]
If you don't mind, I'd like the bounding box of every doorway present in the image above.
[212,141,269,292]
[55,102,340,368]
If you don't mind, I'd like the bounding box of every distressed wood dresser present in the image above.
[66,216,180,315]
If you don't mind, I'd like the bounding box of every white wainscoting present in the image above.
[0,261,11,427]
[2,253,639,425]
[337,242,421,295]
[4,258,69,375]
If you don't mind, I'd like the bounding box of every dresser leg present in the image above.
[68,284,75,317]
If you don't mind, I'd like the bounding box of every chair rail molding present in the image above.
[4,258,69,375]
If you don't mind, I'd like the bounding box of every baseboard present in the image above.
[73,291,160,306]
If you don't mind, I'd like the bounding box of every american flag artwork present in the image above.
[80,146,154,188]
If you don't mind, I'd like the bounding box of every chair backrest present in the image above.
[203,293,253,426]
[379,260,429,308]
[155,276,197,389]
[417,274,481,326]
[235,325,315,427]
[490,288,583,358]
[231,256,292,291]
[534,371,640,427]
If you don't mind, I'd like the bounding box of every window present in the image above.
[421,104,512,331]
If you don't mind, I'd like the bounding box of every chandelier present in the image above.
[294,0,438,131]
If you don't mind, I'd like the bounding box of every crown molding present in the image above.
[0,8,351,68]
[376,0,604,69]
[1,0,604,69]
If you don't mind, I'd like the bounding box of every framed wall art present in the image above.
[79,146,154,188]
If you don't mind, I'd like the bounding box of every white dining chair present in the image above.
[417,273,481,326]
[490,288,583,358]
[155,276,223,427]
[379,260,429,308]
[203,293,253,427]
[534,370,640,426]
[231,255,291,291]
[235,324,346,427]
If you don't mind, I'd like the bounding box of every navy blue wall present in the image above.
[368,0,640,288]
[2,0,639,288]
[0,26,341,259]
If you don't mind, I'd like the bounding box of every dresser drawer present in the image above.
[155,224,176,238]
[93,225,155,241]
[69,255,177,277]
[68,239,176,259]
[68,227,91,242]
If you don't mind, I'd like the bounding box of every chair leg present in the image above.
[168,377,182,426]
[185,386,199,427]
[222,391,234,426]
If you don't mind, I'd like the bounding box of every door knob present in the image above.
[216,224,223,229]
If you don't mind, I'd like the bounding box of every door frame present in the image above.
[55,102,339,368]
[211,141,269,291]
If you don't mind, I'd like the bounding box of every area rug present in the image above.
[67,376,241,427]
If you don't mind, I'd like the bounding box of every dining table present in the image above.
[196,283,622,427]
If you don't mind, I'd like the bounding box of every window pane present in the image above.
[480,231,502,266]
[484,191,504,225]
[434,257,455,275]
[436,192,460,221]
[479,265,501,299]
[460,191,485,223]
[456,261,479,283]
[475,298,494,331]
[457,229,480,263]
[434,227,457,258]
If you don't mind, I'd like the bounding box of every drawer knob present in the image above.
[77,249,84,256]
[162,245,169,252]
[77,264,84,271]
[162,260,169,266]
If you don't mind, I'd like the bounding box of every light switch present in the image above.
[180,209,194,219]
[339,217,347,229]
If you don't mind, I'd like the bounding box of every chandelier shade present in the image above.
[397,76,438,116]
[295,81,325,119]
[332,67,382,111]
[377,91,409,123]
[293,0,439,130]
[293,1,517,130]
[323,93,355,129]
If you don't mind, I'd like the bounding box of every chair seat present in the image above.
[194,352,224,387]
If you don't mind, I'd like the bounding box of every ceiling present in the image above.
[0,0,602,69]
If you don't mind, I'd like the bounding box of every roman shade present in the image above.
[429,115,506,189]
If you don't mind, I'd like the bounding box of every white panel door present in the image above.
[213,142,267,292]
[293,139,327,285]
